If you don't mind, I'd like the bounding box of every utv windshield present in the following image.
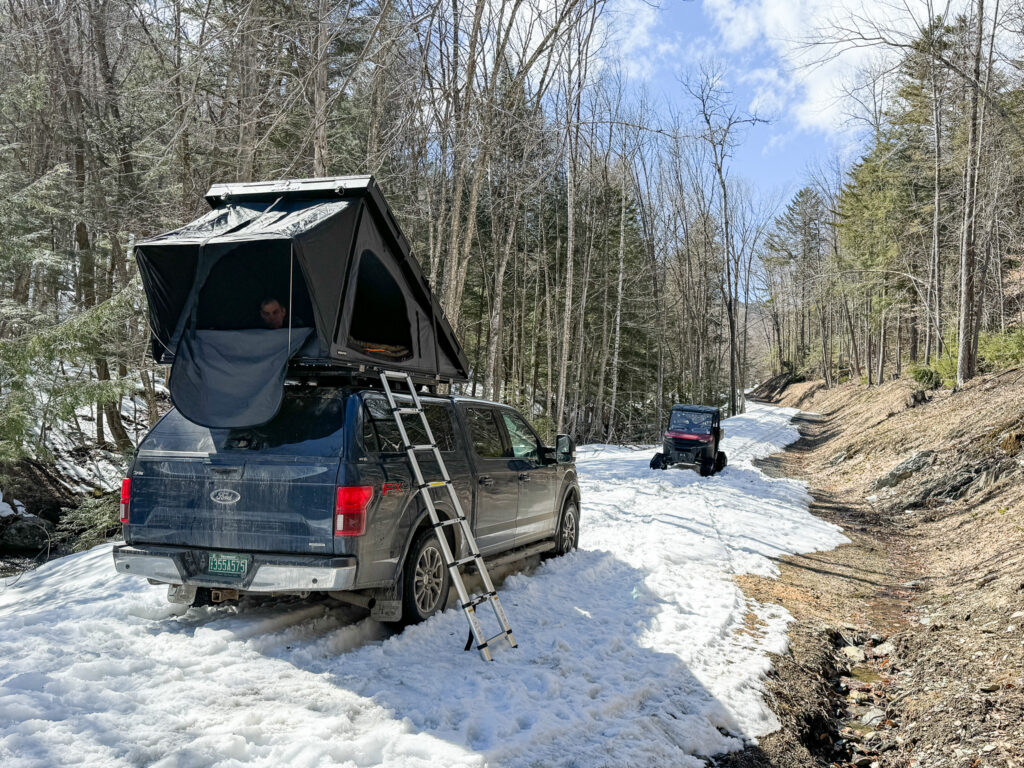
[141,389,347,457]
[668,410,713,434]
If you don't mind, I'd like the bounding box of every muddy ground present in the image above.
[720,375,1024,767]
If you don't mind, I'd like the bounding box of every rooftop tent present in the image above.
[135,176,469,428]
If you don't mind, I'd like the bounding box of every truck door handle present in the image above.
[518,473,530,482]
[478,476,494,487]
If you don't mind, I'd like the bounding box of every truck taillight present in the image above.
[335,486,373,537]
[119,478,131,524]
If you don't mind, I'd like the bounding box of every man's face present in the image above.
[261,300,287,329]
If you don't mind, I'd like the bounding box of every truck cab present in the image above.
[112,386,580,624]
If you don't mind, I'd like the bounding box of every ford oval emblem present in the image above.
[210,489,241,504]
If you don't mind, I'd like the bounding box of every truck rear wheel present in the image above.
[402,529,451,624]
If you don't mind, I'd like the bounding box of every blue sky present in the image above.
[610,0,874,200]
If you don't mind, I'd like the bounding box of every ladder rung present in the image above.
[406,444,437,452]
[462,591,496,610]
[453,554,482,567]
[433,517,465,530]
[419,480,450,489]
[476,629,515,650]
[382,371,409,379]
[393,407,421,415]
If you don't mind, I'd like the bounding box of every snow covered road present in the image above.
[0,403,847,767]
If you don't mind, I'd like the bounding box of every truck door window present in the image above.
[501,411,540,461]
[466,408,509,458]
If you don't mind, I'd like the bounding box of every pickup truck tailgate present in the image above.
[130,456,338,554]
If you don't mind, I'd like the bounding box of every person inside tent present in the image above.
[260,298,289,329]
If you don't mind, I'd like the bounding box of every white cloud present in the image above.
[614,0,664,80]
[739,66,795,117]
[701,0,975,136]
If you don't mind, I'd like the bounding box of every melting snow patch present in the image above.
[0,402,846,767]
[0,490,26,519]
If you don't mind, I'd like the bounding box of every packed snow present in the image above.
[0,402,847,767]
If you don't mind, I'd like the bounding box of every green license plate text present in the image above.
[208,553,247,576]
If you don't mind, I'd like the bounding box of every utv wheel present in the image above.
[698,459,714,477]
[650,452,666,470]
[714,451,727,474]
[402,529,451,624]
[555,500,579,556]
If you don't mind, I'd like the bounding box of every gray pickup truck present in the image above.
[113,386,580,623]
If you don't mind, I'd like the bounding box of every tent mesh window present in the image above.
[347,249,413,360]
[195,241,315,331]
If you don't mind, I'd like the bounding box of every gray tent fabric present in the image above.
[168,328,313,428]
[135,176,470,429]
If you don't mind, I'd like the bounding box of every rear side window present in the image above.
[141,390,346,456]
[362,397,456,453]
[466,408,509,458]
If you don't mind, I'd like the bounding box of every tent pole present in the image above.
[288,242,294,352]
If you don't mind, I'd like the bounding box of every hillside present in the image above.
[738,373,1024,767]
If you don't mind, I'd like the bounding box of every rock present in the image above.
[905,389,929,408]
[870,640,895,657]
[0,514,54,552]
[842,645,867,663]
[978,682,1001,693]
[874,451,935,490]
[976,573,998,588]
[830,450,849,465]
[861,707,886,726]
[850,690,871,703]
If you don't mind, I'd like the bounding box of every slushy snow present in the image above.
[0,403,847,767]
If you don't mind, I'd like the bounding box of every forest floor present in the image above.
[725,373,1024,768]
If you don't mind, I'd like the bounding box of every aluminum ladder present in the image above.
[379,370,517,661]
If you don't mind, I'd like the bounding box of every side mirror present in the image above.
[555,434,575,464]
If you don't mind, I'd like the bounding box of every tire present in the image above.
[714,451,727,474]
[401,529,451,624]
[698,459,713,477]
[554,500,580,556]
[650,452,665,470]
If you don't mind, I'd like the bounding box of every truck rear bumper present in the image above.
[112,544,357,592]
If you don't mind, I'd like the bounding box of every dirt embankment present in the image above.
[728,372,1024,767]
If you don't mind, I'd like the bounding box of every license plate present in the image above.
[208,553,248,576]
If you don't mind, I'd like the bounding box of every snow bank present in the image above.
[0,490,26,519]
[0,403,846,767]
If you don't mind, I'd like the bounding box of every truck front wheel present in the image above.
[555,500,579,556]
